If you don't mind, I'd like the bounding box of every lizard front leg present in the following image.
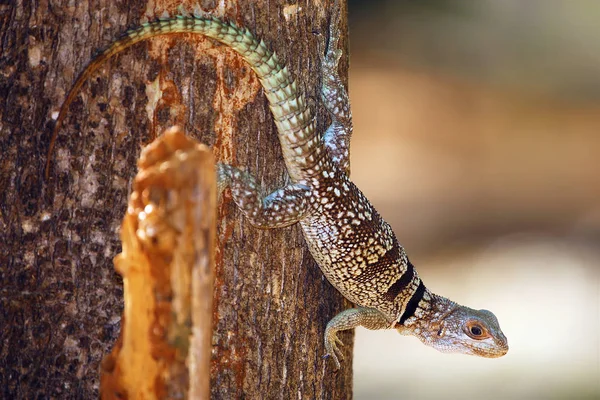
[324,307,391,370]
[320,8,353,176]
[217,163,311,228]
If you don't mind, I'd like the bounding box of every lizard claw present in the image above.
[323,352,341,371]
[324,327,345,370]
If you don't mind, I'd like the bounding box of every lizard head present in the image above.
[398,295,509,358]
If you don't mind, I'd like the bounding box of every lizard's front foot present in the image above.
[324,324,345,370]
[323,307,393,370]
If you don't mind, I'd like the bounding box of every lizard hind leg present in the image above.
[217,163,311,229]
[320,6,353,176]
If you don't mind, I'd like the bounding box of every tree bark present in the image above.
[0,0,352,398]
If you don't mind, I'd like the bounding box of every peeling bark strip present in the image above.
[0,0,351,398]
[99,127,215,399]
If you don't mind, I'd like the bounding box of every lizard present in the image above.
[46,11,508,370]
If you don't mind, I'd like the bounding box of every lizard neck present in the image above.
[398,290,458,333]
[420,292,458,327]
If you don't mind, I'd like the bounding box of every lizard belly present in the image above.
[299,179,407,319]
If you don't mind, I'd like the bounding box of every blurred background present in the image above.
[346,1,600,399]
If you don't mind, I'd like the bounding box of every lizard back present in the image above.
[300,167,422,322]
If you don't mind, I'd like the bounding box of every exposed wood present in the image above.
[99,127,215,399]
[0,0,352,398]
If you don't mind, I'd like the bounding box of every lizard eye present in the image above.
[470,326,482,336]
[465,321,488,339]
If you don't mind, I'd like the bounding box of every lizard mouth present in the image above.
[471,342,509,358]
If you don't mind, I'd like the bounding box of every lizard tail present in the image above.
[46,16,321,181]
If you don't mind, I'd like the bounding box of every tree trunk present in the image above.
[0,0,352,398]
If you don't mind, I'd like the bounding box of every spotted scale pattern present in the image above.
[320,17,353,175]
[217,164,311,228]
[299,169,420,320]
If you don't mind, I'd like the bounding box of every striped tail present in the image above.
[46,16,323,181]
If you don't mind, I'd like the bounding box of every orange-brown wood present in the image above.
[100,127,215,399]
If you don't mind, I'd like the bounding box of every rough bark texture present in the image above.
[0,0,352,398]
